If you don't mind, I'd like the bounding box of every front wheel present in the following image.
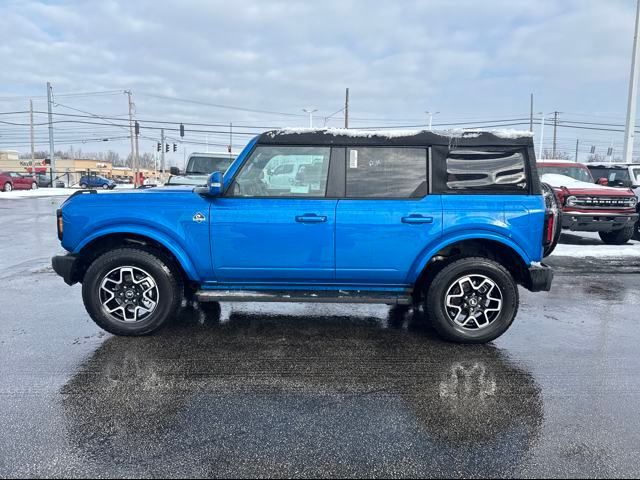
[425,257,519,344]
[79,183,88,189]
[3,182,12,192]
[82,248,183,336]
[633,220,640,241]
[102,184,109,190]
[599,225,634,245]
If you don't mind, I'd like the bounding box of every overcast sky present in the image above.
[0,0,639,160]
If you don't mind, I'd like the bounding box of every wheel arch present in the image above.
[411,234,531,299]
[73,228,199,284]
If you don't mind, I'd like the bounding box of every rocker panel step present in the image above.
[195,289,413,305]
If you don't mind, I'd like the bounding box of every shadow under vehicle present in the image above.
[61,305,543,478]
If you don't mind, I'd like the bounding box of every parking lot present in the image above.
[1,196,640,478]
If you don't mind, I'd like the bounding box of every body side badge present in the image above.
[193,212,206,223]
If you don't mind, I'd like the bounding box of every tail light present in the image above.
[56,209,63,240]
[544,212,556,244]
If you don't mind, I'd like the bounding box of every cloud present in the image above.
[0,0,637,157]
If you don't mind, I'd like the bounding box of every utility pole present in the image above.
[134,122,140,186]
[538,114,545,160]
[125,90,136,185]
[46,82,55,178]
[229,122,233,158]
[552,111,559,158]
[344,88,349,128]
[623,0,640,163]
[529,93,534,132]
[29,99,35,174]
[575,139,579,162]
[160,128,165,176]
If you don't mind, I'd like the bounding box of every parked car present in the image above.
[78,175,116,190]
[36,173,66,188]
[166,152,235,186]
[52,129,554,344]
[586,163,640,239]
[538,160,638,244]
[0,171,37,192]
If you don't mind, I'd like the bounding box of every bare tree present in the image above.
[541,149,572,160]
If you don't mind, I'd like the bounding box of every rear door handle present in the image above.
[296,214,327,223]
[402,214,433,224]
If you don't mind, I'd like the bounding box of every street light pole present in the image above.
[425,111,440,130]
[623,0,640,163]
[303,108,318,128]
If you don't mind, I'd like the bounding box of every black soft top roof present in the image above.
[257,128,534,148]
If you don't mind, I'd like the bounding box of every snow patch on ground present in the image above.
[552,231,640,258]
[0,188,78,199]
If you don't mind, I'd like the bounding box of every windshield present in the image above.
[538,165,594,183]
[186,155,234,175]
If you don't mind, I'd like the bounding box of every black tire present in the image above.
[102,184,109,190]
[633,219,640,241]
[3,182,12,192]
[425,257,519,344]
[599,225,634,245]
[82,247,183,336]
[31,182,38,190]
[80,183,88,189]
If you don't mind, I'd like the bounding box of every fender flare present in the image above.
[73,224,200,281]
[407,230,532,283]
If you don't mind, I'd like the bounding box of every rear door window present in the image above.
[345,147,427,198]
[445,149,528,192]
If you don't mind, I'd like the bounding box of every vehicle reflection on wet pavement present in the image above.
[1,197,640,478]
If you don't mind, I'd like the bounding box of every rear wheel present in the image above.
[3,182,12,192]
[80,183,88,189]
[82,248,183,336]
[31,182,38,190]
[599,225,634,245]
[425,257,519,344]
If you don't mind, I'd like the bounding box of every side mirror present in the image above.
[597,177,609,186]
[195,171,223,197]
[169,166,180,175]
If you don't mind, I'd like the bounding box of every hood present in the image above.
[541,173,634,196]
[166,175,208,186]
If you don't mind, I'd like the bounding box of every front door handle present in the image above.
[402,214,434,224]
[296,214,327,223]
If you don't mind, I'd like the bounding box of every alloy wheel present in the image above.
[444,274,503,330]
[99,266,159,323]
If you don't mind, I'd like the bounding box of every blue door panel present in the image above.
[335,196,443,284]
[210,198,337,282]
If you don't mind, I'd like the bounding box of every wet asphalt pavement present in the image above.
[1,197,640,478]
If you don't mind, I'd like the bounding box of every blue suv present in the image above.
[52,129,554,343]
[78,175,116,190]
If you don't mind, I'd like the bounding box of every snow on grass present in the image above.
[0,187,78,199]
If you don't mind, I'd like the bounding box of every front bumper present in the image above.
[52,254,80,285]
[523,263,553,292]
[561,212,638,232]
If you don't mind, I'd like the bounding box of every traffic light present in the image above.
[165,143,170,152]
[227,144,231,153]
[157,142,161,152]
[590,146,596,154]
[173,143,177,152]
[179,123,185,138]
[607,147,613,156]
[134,121,140,136]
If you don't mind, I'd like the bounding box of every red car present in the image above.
[0,171,38,192]
[538,161,638,244]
